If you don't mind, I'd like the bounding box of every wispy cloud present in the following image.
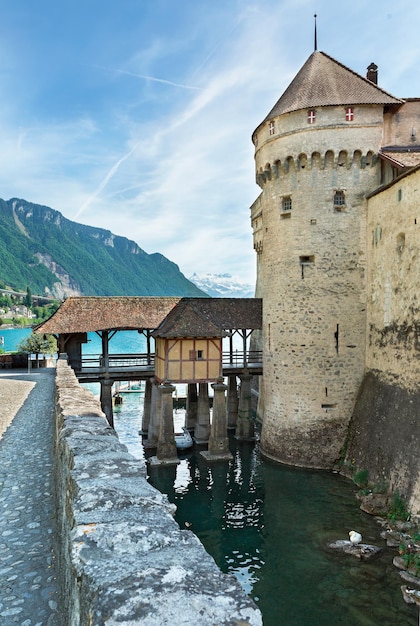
[0,0,419,283]
[97,66,202,91]
[74,143,138,219]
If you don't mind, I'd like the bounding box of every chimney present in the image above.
[366,62,378,85]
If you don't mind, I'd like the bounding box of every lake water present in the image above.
[114,393,417,626]
[3,328,418,624]
[0,327,32,352]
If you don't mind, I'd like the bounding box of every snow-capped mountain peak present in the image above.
[189,273,254,298]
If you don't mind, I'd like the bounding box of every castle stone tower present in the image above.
[251,51,402,468]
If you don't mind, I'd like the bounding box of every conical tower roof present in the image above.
[255,51,403,132]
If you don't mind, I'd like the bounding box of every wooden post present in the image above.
[140,377,153,435]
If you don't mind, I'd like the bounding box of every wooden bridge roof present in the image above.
[153,298,262,338]
[35,296,181,334]
[35,296,262,336]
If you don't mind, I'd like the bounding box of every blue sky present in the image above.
[0,1,419,285]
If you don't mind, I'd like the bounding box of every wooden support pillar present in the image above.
[226,375,239,429]
[201,378,232,462]
[143,378,160,449]
[101,330,110,370]
[100,378,114,428]
[235,371,254,440]
[146,330,152,366]
[194,383,211,444]
[186,383,198,430]
[140,377,153,435]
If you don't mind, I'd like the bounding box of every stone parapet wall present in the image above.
[54,357,262,626]
[0,353,27,368]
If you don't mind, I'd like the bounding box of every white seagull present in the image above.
[349,530,362,545]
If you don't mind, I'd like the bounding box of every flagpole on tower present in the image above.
[314,13,318,51]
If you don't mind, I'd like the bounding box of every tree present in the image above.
[18,333,57,366]
[25,286,33,308]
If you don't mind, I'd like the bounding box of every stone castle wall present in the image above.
[383,100,420,146]
[252,105,384,467]
[366,167,420,390]
[344,166,420,514]
[54,357,262,625]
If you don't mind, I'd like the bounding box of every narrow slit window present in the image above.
[308,110,316,124]
[269,121,275,135]
[334,324,339,354]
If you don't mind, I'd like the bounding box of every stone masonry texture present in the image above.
[55,357,262,625]
[252,104,381,468]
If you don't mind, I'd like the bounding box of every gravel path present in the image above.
[0,368,61,625]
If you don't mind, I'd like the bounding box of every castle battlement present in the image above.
[256,149,378,186]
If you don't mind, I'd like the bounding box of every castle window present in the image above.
[307,110,316,124]
[300,255,315,264]
[269,121,275,135]
[189,349,204,360]
[333,190,346,210]
[299,255,314,279]
[281,196,292,212]
[345,107,354,121]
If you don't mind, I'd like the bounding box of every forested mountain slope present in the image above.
[0,198,205,298]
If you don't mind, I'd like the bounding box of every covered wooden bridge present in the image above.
[36,296,262,464]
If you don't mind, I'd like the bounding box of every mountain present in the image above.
[189,273,254,298]
[0,198,205,298]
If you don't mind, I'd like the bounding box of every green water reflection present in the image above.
[148,436,417,626]
[113,396,416,626]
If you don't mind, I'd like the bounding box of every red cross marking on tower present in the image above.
[307,110,316,124]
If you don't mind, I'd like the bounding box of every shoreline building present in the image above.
[251,50,420,469]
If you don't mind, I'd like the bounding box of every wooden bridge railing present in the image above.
[82,353,155,369]
[222,351,263,366]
